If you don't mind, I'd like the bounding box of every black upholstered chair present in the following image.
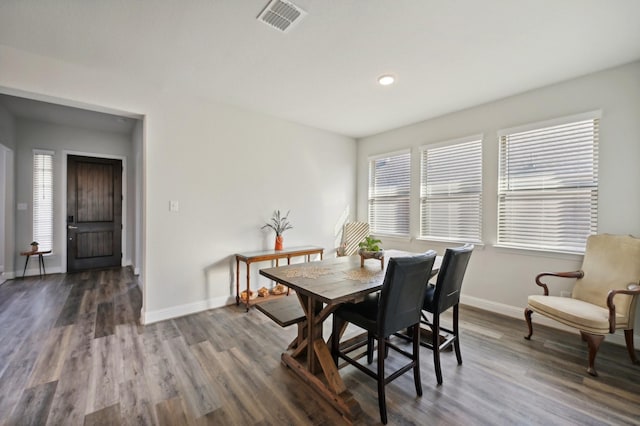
[420,243,473,385]
[331,251,437,424]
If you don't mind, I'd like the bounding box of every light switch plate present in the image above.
[17,203,27,210]
[169,200,179,212]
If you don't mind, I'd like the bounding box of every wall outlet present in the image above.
[169,200,179,212]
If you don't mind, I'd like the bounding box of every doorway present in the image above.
[66,155,123,272]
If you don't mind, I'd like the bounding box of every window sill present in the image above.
[492,244,583,260]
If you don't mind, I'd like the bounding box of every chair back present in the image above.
[432,244,474,314]
[378,250,437,337]
[339,222,370,256]
[572,234,640,323]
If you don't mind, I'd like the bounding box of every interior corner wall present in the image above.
[356,60,640,342]
[13,118,134,276]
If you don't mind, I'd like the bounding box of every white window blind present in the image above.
[497,114,599,253]
[33,150,54,252]
[368,151,410,236]
[420,138,482,242]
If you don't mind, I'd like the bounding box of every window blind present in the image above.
[368,151,410,236]
[33,151,54,252]
[497,116,599,253]
[420,138,482,242]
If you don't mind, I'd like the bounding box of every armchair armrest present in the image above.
[534,271,584,296]
[606,284,640,333]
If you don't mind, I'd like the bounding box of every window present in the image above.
[33,150,54,252]
[497,112,599,253]
[420,137,482,242]
[368,150,410,236]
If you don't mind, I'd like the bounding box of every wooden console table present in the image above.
[235,246,324,311]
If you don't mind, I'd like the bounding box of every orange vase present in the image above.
[275,235,284,251]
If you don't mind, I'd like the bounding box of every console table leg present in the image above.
[236,258,240,306]
[22,255,30,278]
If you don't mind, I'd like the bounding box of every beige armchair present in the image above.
[525,234,640,376]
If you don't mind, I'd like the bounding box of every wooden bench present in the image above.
[255,297,306,352]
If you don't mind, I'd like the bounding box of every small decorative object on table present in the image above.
[258,286,270,298]
[262,209,293,251]
[30,241,39,252]
[358,236,384,268]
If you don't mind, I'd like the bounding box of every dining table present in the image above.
[259,250,441,421]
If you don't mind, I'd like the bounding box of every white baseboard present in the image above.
[143,295,234,324]
[460,294,635,348]
[1,271,15,282]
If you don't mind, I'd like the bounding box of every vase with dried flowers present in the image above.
[262,210,293,250]
[30,241,39,252]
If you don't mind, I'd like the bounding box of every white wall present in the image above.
[13,118,134,276]
[0,46,356,323]
[144,93,355,322]
[357,60,640,341]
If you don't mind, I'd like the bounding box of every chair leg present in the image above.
[580,331,604,377]
[432,314,443,385]
[524,308,534,340]
[367,332,374,364]
[412,323,423,397]
[624,329,639,365]
[377,336,387,424]
[453,304,462,365]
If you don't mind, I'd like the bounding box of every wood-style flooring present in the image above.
[1,268,639,425]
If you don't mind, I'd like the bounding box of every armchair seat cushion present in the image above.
[528,295,628,335]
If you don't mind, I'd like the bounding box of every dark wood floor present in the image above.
[1,268,639,425]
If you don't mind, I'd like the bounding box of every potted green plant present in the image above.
[262,210,293,250]
[358,236,382,253]
[358,236,384,268]
[30,241,39,252]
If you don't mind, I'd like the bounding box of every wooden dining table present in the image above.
[259,250,441,422]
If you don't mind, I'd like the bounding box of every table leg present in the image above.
[236,257,240,306]
[41,254,46,275]
[38,254,43,277]
[22,255,30,278]
[245,261,251,312]
[281,298,362,421]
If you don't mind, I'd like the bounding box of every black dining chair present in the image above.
[331,251,437,425]
[420,243,474,385]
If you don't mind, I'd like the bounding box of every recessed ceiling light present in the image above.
[377,74,395,86]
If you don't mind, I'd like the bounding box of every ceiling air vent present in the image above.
[257,0,307,33]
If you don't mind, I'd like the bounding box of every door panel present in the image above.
[67,155,122,272]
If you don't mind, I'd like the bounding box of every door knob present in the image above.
[68,225,78,229]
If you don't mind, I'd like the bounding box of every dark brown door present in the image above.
[67,155,122,272]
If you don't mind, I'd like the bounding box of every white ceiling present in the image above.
[1,0,639,138]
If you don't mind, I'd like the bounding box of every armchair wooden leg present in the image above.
[624,329,639,365]
[581,331,604,377]
[524,308,534,340]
